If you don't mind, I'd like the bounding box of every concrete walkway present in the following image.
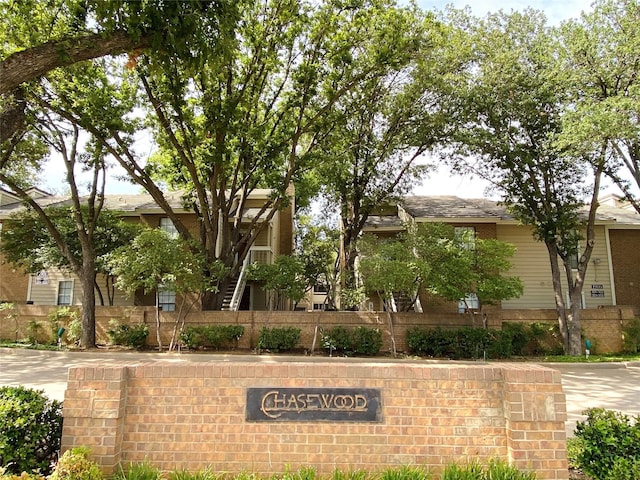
[2,348,639,436]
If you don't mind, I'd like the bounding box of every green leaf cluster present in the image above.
[258,326,301,352]
[179,325,244,350]
[0,386,62,475]
[107,229,207,296]
[574,408,640,480]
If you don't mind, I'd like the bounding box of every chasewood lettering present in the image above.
[246,387,382,422]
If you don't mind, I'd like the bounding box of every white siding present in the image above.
[497,225,613,309]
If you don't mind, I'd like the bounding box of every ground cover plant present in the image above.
[36,460,536,480]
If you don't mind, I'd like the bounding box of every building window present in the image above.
[158,287,176,311]
[313,283,329,294]
[458,293,479,313]
[159,217,178,238]
[313,303,326,311]
[57,280,73,305]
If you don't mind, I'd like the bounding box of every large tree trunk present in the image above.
[78,260,97,349]
[545,241,572,354]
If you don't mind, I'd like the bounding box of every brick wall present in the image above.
[62,361,567,479]
[1,306,634,354]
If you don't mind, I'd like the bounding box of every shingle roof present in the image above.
[401,196,512,220]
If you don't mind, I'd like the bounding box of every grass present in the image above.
[540,352,640,363]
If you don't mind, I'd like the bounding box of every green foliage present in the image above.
[168,467,220,480]
[27,319,43,345]
[115,462,163,480]
[379,465,430,480]
[108,229,205,297]
[0,386,62,475]
[573,408,640,480]
[501,322,564,356]
[406,326,517,360]
[322,326,383,356]
[0,207,140,277]
[179,325,244,350]
[49,447,103,480]
[566,436,584,469]
[258,327,301,353]
[248,256,308,310]
[107,320,149,349]
[0,303,18,342]
[66,317,83,346]
[359,224,522,314]
[441,460,535,480]
[48,307,79,344]
[622,318,640,353]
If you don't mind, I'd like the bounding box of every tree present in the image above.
[248,256,308,311]
[0,0,229,142]
[107,229,208,351]
[558,0,640,213]
[0,206,140,306]
[36,0,430,311]
[442,8,601,355]
[409,223,523,324]
[0,108,116,348]
[315,9,454,308]
[296,216,341,310]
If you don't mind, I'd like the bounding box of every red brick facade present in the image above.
[62,361,568,479]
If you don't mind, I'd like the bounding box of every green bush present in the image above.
[573,408,640,480]
[49,447,103,480]
[179,325,244,350]
[322,326,383,356]
[622,318,640,353]
[258,326,301,352]
[107,321,149,349]
[406,326,515,359]
[0,386,62,474]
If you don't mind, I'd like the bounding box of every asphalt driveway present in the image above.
[1,348,639,436]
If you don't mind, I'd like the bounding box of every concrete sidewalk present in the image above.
[2,347,639,436]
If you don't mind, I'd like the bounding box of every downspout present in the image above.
[604,225,617,306]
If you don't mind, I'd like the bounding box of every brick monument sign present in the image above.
[62,359,568,479]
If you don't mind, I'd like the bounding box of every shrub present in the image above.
[322,326,383,356]
[179,325,244,350]
[622,318,640,353]
[48,307,79,345]
[49,447,103,480]
[0,386,62,474]
[528,322,564,356]
[501,322,530,355]
[258,326,300,352]
[27,319,43,345]
[573,408,640,480]
[406,326,515,359]
[107,320,149,349]
[406,327,456,358]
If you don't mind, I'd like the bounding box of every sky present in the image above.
[41,0,595,198]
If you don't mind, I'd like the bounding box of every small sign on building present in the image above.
[590,284,605,297]
[34,270,49,285]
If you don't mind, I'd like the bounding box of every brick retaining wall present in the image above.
[62,360,568,479]
[1,306,634,354]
